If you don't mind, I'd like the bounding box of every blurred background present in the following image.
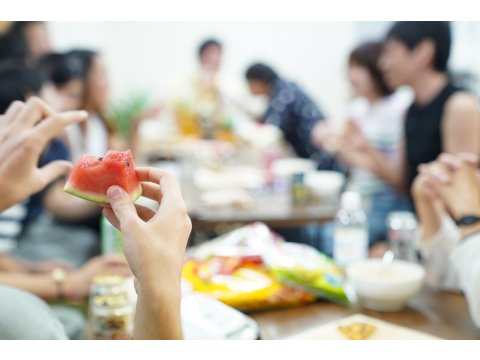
[43,21,480,118]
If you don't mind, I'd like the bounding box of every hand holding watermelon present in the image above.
[0,98,87,211]
[103,167,192,339]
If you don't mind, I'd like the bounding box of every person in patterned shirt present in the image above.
[245,62,334,169]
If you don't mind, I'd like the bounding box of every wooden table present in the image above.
[185,188,338,230]
[249,287,480,340]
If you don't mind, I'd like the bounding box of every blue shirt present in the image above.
[23,139,70,226]
[263,79,334,169]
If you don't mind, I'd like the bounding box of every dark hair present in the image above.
[66,49,98,78]
[0,60,44,113]
[66,49,115,134]
[198,38,222,58]
[36,52,84,88]
[245,63,279,85]
[349,41,393,96]
[0,22,45,61]
[386,21,451,72]
[9,21,45,36]
[0,33,29,61]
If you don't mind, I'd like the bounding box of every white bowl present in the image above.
[271,158,316,180]
[304,171,345,201]
[346,259,425,312]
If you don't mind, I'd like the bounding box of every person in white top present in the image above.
[312,41,413,254]
[412,152,480,327]
[64,49,123,162]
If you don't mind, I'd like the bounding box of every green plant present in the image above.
[107,90,152,140]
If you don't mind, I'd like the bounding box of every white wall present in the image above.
[47,22,480,120]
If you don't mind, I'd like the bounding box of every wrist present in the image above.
[64,274,81,302]
[451,204,480,220]
[459,221,480,239]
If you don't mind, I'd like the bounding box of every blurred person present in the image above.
[338,22,480,196]
[65,49,127,161]
[170,38,231,139]
[245,62,334,169]
[36,52,86,111]
[0,98,191,339]
[0,98,130,339]
[412,152,480,327]
[0,61,101,267]
[312,42,413,253]
[7,21,53,63]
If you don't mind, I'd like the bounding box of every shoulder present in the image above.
[443,91,480,127]
[445,91,479,114]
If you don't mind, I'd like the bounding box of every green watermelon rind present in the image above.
[63,182,143,204]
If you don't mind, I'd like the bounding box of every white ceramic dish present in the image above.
[271,158,316,180]
[304,171,345,201]
[346,259,426,312]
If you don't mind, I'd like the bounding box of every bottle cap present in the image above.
[340,191,362,210]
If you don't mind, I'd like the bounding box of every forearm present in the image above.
[45,186,100,221]
[134,283,182,340]
[453,234,480,328]
[0,273,57,301]
[368,149,406,192]
[415,198,445,239]
[0,255,30,273]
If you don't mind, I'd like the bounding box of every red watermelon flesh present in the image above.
[64,150,142,204]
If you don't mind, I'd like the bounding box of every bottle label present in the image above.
[333,228,368,267]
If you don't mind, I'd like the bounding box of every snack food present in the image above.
[338,322,377,340]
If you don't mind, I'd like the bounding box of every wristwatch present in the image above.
[454,215,480,226]
[51,267,67,301]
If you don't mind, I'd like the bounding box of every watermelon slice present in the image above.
[64,150,143,204]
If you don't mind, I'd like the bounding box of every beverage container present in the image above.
[333,191,369,267]
[90,293,134,340]
[100,216,124,256]
[387,211,418,262]
[291,172,310,206]
[89,275,133,340]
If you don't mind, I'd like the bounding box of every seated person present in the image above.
[36,52,86,112]
[169,38,238,140]
[245,62,334,169]
[1,21,52,64]
[312,41,413,252]
[66,49,127,161]
[412,152,480,328]
[0,60,100,266]
[339,22,480,196]
[0,98,130,339]
[0,98,191,339]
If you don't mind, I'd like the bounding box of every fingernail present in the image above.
[108,186,123,200]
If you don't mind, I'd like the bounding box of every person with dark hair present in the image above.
[7,21,52,63]
[0,32,29,62]
[0,60,43,113]
[36,52,85,111]
[63,49,125,162]
[198,38,222,73]
[0,98,190,339]
[170,38,239,140]
[245,62,332,167]
[312,42,413,254]
[340,22,480,199]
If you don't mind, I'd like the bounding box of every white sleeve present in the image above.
[452,234,480,328]
[414,217,461,291]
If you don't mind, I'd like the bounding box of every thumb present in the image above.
[39,160,72,185]
[107,185,138,226]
